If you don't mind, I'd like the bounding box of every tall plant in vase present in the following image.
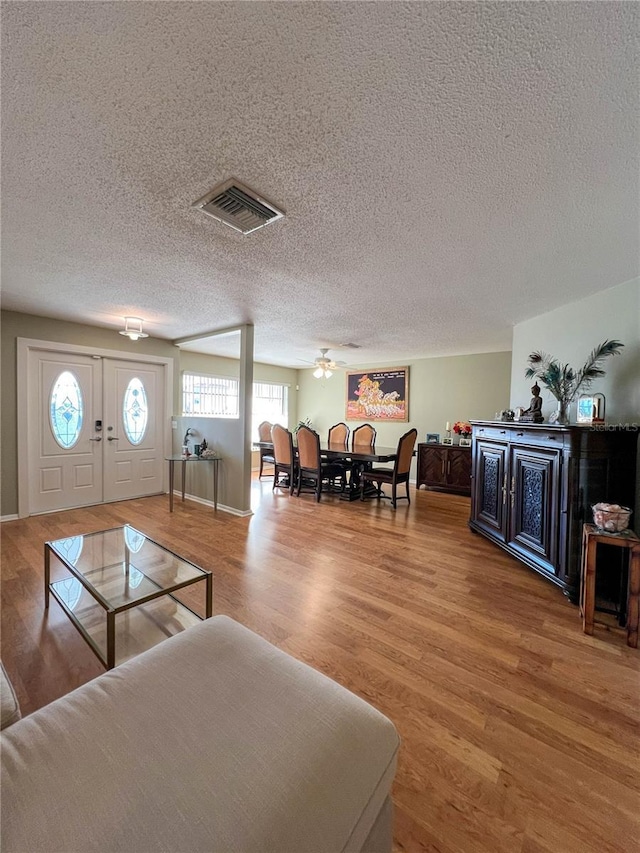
[525,340,623,424]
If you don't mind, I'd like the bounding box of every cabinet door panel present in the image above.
[448,448,472,491]
[472,441,508,541]
[509,446,560,574]
[417,445,446,488]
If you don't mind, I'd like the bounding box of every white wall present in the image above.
[510,279,640,421]
[510,278,640,517]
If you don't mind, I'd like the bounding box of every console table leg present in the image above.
[582,536,598,636]
[627,545,640,648]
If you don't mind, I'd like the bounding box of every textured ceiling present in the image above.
[1,2,638,367]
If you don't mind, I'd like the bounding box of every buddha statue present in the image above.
[519,383,544,423]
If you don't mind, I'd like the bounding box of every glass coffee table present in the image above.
[45,525,213,669]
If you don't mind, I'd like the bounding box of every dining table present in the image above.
[256,440,408,501]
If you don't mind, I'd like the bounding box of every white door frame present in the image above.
[17,337,174,518]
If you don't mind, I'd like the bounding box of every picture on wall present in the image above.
[346,367,409,422]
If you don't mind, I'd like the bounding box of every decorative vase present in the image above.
[556,399,570,425]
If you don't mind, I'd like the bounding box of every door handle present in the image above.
[89,437,102,442]
[107,436,119,441]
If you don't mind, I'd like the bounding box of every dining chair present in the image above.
[328,422,350,446]
[352,423,377,477]
[271,424,297,495]
[360,428,418,509]
[352,423,377,449]
[257,420,275,479]
[296,425,345,502]
[327,422,351,484]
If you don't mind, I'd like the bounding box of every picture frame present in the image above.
[346,367,409,422]
[426,433,440,444]
[577,393,605,424]
[459,437,472,447]
[442,436,453,445]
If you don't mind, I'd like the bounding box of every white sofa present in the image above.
[1,616,399,853]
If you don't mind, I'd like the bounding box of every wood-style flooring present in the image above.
[2,478,639,853]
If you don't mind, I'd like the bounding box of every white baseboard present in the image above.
[0,514,19,523]
[173,490,253,518]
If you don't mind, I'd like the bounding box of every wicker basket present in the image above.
[591,503,632,533]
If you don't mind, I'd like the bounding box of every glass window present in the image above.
[50,370,83,449]
[181,374,288,435]
[252,382,289,441]
[182,373,239,418]
[123,377,148,445]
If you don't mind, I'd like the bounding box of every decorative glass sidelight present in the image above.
[122,377,148,445]
[50,371,84,448]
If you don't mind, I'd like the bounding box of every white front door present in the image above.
[28,351,104,514]
[103,360,165,502]
[26,349,166,514]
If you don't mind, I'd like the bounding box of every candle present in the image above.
[445,422,451,432]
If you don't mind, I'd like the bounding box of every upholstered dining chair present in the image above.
[352,423,377,449]
[327,422,351,483]
[328,422,350,446]
[296,425,345,502]
[360,428,418,509]
[257,420,275,478]
[271,424,297,495]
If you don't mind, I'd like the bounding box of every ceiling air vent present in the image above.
[192,178,285,235]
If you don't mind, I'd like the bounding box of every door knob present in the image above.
[107,436,119,441]
[89,437,102,442]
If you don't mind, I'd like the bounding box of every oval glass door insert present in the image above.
[50,370,84,449]
[123,377,148,445]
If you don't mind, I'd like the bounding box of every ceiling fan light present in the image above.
[324,369,333,378]
[313,366,324,379]
[119,317,148,341]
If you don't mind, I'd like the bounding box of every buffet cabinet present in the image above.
[469,421,638,601]
[417,443,471,496]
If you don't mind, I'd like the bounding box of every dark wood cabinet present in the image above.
[469,421,638,600]
[417,443,471,496]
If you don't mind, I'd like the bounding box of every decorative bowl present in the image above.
[591,503,632,533]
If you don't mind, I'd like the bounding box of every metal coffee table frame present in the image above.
[45,525,213,669]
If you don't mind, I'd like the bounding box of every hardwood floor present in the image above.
[2,480,639,852]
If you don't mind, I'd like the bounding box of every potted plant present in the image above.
[525,340,623,424]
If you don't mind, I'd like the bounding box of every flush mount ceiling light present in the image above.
[119,317,148,341]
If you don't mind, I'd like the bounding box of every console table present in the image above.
[166,455,221,512]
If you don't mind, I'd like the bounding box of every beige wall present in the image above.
[0,311,298,516]
[178,349,298,504]
[1,311,178,517]
[297,351,512,472]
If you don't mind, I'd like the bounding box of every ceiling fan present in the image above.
[300,348,346,379]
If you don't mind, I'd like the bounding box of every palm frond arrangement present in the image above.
[525,340,624,409]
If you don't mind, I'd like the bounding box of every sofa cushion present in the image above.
[1,615,399,853]
[0,661,21,730]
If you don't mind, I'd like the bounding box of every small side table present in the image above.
[166,456,221,512]
[580,523,640,648]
